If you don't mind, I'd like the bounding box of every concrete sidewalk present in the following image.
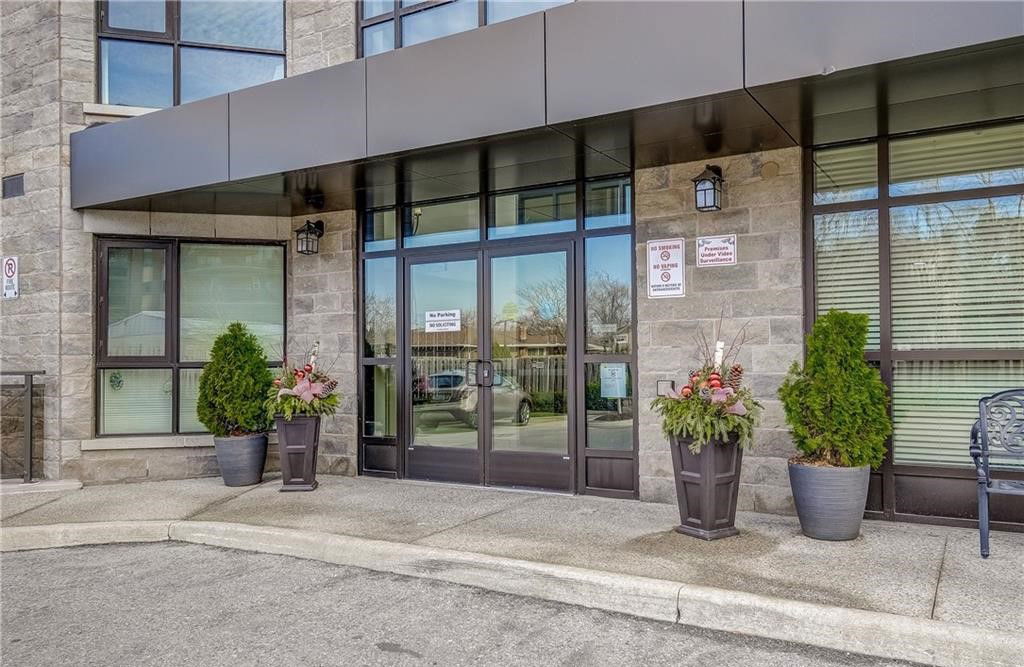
[2,475,1022,665]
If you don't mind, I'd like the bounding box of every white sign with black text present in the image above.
[646,238,685,298]
[696,234,737,267]
[600,362,628,399]
[2,256,18,299]
[425,309,461,333]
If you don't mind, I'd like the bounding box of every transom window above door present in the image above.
[97,0,286,108]
[359,0,573,57]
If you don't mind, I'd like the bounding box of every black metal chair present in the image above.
[969,388,1024,558]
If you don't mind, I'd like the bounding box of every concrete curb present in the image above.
[4,521,1022,667]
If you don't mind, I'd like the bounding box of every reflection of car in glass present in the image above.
[415,369,532,428]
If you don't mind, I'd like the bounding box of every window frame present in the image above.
[355,169,638,499]
[95,0,287,108]
[95,236,288,437]
[357,0,571,57]
[803,117,1024,524]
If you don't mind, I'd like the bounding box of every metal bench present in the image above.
[969,388,1024,558]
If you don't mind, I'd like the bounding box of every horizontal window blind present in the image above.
[812,143,878,205]
[890,196,1024,350]
[178,369,204,433]
[890,123,1024,196]
[813,210,880,348]
[99,369,172,435]
[892,360,1024,467]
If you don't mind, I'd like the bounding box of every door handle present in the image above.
[480,360,493,388]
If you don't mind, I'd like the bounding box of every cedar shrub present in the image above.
[197,322,274,437]
[778,310,891,468]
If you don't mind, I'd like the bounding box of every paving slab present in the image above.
[932,529,1024,633]
[188,476,542,542]
[0,478,264,527]
[0,492,67,520]
[414,493,949,619]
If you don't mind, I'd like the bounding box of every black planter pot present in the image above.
[789,463,870,541]
[668,434,744,540]
[213,434,268,487]
[275,415,321,492]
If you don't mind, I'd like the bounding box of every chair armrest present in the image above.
[970,420,986,481]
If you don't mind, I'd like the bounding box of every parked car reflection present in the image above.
[413,369,533,430]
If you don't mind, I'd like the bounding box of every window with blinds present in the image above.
[810,120,1024,472]
[890,123,1024,196]
[812,143,878,205]
[813,210,880,349]
[890,196,1024,350]
[892,360,1024,467]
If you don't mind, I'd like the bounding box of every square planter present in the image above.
[275,415,320,491]
[668,434,744,540]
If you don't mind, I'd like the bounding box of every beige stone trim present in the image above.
[82,103,158,119]
[81,435,214,451]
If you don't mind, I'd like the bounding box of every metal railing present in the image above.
[1,370,45,483]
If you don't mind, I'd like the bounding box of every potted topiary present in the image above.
[779,309,892,541]
[197,322,274,487]
[265,341,339,491]
[652,323,761,540]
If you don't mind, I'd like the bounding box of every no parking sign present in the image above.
[2,256,18,299]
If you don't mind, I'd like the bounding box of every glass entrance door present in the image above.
[404,245,573,490]
[407,255,482,483]
[485,247,572,490]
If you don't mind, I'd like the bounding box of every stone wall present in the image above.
[288,210,359,475]
[1,0,361,483]
[287,0,357,75]
[1,0,66,480]
[634,148,804,514]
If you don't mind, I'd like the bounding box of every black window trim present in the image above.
[357,0,572,57]
[95,235,288,437]
[95,0,287,108]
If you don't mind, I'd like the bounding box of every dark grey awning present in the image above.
[70,1,1024,216]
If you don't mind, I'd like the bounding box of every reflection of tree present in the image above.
[364,294,396,356]
[515,275,567,344]
[587,271,631,334]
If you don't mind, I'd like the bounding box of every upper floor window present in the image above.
[97,0,285,108]
[358,0,572,57]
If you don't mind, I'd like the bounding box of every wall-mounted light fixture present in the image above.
[692,165,724,212]
[295,220,325,255]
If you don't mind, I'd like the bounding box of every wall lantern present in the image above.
[295,220,325,255]
[692,165,724,212]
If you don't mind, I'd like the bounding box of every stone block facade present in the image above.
[1,0,359,484]
[634,148,804,514]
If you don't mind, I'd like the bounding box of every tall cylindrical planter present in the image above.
[275,415,321,492]
[788,463,870,541]
[213,434,268,487]
[669,435,744,540]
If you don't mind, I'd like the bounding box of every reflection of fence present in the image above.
[412,356,567,395]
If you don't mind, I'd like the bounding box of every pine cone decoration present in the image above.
[726,363,743,391]
[319,379,338,396]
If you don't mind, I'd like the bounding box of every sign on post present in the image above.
[2,256,18,299]
[646,238,685,298]
[425,309,461,333]
[696,234,737,267]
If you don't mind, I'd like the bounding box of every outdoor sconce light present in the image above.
[692,165,724,212]
[295,220,325,255]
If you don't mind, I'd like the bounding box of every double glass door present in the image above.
[406,243,573,490]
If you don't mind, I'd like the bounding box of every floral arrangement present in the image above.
[264,341,340,421]
[651,321,762,453]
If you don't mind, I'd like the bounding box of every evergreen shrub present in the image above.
[197,322,274,437]
[778,310,892,468]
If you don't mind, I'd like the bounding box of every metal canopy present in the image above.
[70,1,1024,216]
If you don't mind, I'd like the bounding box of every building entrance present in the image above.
[406,243,573,491]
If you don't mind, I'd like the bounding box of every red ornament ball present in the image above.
[304,364,313,373]
[709,379,722,389]
[681,386,693,398]
[295,370,306,380]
